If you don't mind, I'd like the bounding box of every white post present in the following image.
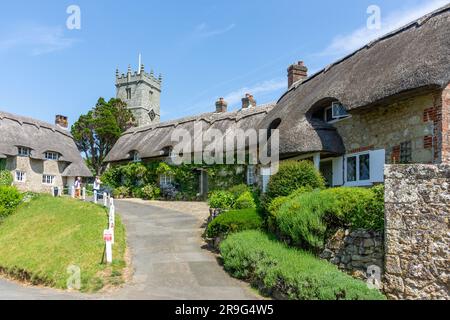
[94,190,97,204]
[109,205,115,245]
[103,193,107,207]
[103,229,113,264]
[71,186,75,198]
[82,187,86,201]
[109,197,114,207]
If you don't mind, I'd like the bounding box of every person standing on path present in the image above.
[74,177,82,199]
[93,176,102,192]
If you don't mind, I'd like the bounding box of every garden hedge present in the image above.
[206,208,264,238]
[220,230,386,300]
[262,160,324,212]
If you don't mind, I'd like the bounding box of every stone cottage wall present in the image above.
[334,90,440,164]
[384,164,449,300]
[320,229,384,279]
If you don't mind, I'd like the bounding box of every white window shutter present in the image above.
[370,149,385,183]
[261,167,271,193]
[332,157,344,186]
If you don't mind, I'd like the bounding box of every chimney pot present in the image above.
[55,115,68,129]
[242,93,257,109]
[215,98,228,113]
[288,61,308,88]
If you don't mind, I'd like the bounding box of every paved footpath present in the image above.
[0,200,258,300]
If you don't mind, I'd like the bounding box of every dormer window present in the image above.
[18,147,31,157]
[324,102,349,123]
[132,151,141,162]
[44,152,59,161]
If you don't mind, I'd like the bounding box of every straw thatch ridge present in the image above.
[104,103,276,163]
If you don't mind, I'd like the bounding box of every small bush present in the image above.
[228,184,251,199]
[0,186,23,219]
[220,230,385,300]
[267,186,313,231]
[234,191,257,210]
[207,209,263,238]
[0,171,13,187]
[273,186,385,252]
[141,184,161,200]
[208,190,235,209]
[262,161,324,212]
[113,186,130,198]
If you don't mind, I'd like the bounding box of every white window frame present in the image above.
[247,165,256,185]
[132,151,141,162]
[15,171,26,183]
[325,102,350,124]
[44,152,59,161]
[42,174,55,185]
[344,151,372,187]
[17,147,31,157]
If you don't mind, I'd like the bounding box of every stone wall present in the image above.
[441,84,450,163]
[6,156,67,193]
[320,229,384,279]
[334,90,440,164]
[384,164,449,300]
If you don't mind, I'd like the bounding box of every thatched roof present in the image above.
[0,111,92,177]
[258,4,450,156]
[104,103,275,163]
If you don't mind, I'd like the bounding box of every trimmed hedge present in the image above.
[234,191,256,210]
[262,161,324,212]
[0,186,23,219]
[207,209,264,238]
[220,230,386,300]
[273,186,385,252]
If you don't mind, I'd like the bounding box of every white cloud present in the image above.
[320,0,448,57]
[223,78,286,106]
[192,23,236,38]
[0,24,78,56]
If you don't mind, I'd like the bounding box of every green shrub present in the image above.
[267,186,313,231]
[220,230,385,300]
[234,191,256,209]
[0,186,23,219]
[113,186,130,198]
[273,187,385,252]
[207,209,263,238]
[228,184,251,199]
[208,190,235,209]
[262,161,324,212]
[141,184,161,200]
[0,171,13,187]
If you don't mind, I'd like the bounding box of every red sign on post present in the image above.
[103,230,113,242]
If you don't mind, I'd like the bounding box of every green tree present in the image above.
[71,98,134,175]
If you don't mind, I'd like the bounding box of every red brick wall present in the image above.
[442,83,450,163]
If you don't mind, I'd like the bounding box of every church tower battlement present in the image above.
[116,58,162,127]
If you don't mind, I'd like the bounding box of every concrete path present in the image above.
[0,200,258,300]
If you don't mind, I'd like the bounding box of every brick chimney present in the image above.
[215,98,228,113]
[288,61,308,88]
[241,93,257,109]
[55,115,68,129]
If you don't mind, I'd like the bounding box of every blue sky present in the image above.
[0,0,448,125]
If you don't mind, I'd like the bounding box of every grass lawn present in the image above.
[0,195,126,292]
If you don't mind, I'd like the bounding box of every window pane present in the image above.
[359,154,370,180]
[332,102,349,118]
[347,157,357,182]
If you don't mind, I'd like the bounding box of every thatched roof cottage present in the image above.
[0,112,92,193]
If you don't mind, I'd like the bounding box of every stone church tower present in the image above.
[116,63,162,127]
